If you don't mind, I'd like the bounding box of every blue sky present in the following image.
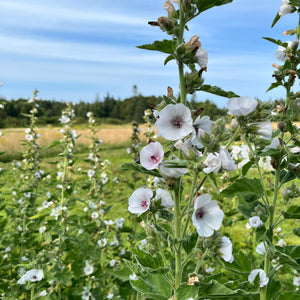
[0,0,298,107]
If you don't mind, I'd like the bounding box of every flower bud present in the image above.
[163,0,176,17]
[185,35,202,53]
[158,16,175,34]
[230,118,239,131]
[277,122,287,132]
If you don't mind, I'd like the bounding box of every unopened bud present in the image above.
[230,118,239,131]
[173,0,179,3]
[272,63,281,69]
[277,122,286,132]
[167,86,175,99]
[158,16,175,33]
[288,70,297,76]
[188,275,200,286]
[283,29,296,36]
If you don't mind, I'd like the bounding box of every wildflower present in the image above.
[155,103,193,141]
[140,142,164,170]
[87,169,95,178]
[188,275,200,286]
[206,267,215,273]
[195,47,208,68]
[219,236,234,263]
[103,220,114,226]
[227,96,258,117]
[275,41,293,61]
[84,261,94,275]
[203,153,221,174]
[277,239,284,247]
[128,188,153,215]
[25,134,33,141]
[110,236,119,247]
[249,216,264,228]
[174,140,190,156]
[219,148,236,171]
[188,115,213,148]
[248,269,269,287]
[293,276,300,287]
[110,259,116,267]
[120,249,126,255]
[155,188,174,209]
[254,120,273,140]
[39,226,46,233]
[115,217,125,229]
[97,238,108,247]
[192,194,224,237]
[256,243,266,255]
[107,293,114,299]
[138,238,148,250]
[59,115,70,124]
[38,290,47,297]
[113,176,119,184]
[279,0,294,17]
[82,287,92,300]
[17,269,43,284]
[91,212,98,219]
[129,273,138,280]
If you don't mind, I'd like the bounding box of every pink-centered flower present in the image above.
[17,269,43,284]
[155,188,174,209]
[227,96,258,117]
[192,194,224,237]
[155,103,193,141]
[140,142,164,170]
[128,188,153,216]
[203,153,221,174]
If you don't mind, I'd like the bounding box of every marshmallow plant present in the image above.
[121,1,300,300]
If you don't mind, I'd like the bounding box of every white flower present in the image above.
[192,194,224,237]
[129,273,138,281]
[115,217,125,229]
[279,0,294,17]
[219,236,234,263]
[39,226,46,233]
[110,259,116,267]
[38,290,47,297]
[87,169,95,178]
[203,153,221,174]
[155,188,174,209]
[249,216,264,228]
[128,188,152,215]
[195,47,208,68]
[248,269,269,287]
[59,115,70,124]
[103,220,114,226]
[160,163,188,178]
[155,103,193,141]
[97,238,108,247]
[293,276,300,287]
[206,267,215,273]
[188,116,213,149]
[219,148,236,171]
[107,293,114,299]
[256,243,266,255]
[120,249,126,255]
[227,96,258,117]
[91,212,98,219]
[84,262,94,275]
[255,121,273,140]
[277,239,284,247]
[25,134,33,141]
[275,41,293,61]
[263,137,280,152]
[140,142,164,170]
[17,269,43,284]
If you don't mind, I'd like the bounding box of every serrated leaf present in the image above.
[262,37,287,47]
[45,140,61,149]
[223,251,251,274]
[196,0,233,14]
[266,81,282,92]
[137,40,176,54]
[182,232,198,254]
[237,194,259,218]
[176,284,198,299]
[221,177,263,198]
[282,205,300,219]
[199,84,239,98]
[164,54,175,65]
[119,163,162,177]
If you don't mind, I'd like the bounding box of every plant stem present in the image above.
[173,180,182,299]
[226,125,241,149]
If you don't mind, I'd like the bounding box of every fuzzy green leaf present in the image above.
[223,251,251,274]
[196,0,233,14]
[282,205,300,219]
[176,284,198,299]
[164,54,175,65]
[199,84,239,98]
[119,163,162,177]
[262,37,287,47]
[137,40,176,54]
[271,13,281,28]
[241,161,254,176]
[266,81,282,92]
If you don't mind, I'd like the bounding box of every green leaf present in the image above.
[266,81,282,92]
[162,95,176,105]
[137,40,176,54]
[279,291,300,300]
[223,251,251,274]
[267,278,281,300]
[176,284,198,299]
[133,248,164,270]
[45,140,61,149]
[221,177,264,199]
[237,194,259,218]
[241,161,254,176]
[130,274,172,300]
[106,267,132,281]
[282,206,300,219]
[199,84,239,98]
[274,245,300,272]
[255,226,267,242]
[196,0,233,14]
[293,227,300,237]
[182,232,198,254]
[163,159,189,168]
[278,169,296,184]
[164,54,175,65]
[271,13,281,28]
[119,163,162,177]
[289,0,300,7]
[262,37,288,47]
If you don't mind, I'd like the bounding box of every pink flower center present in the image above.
[141,200,148,209]
[196,208,205,219]
[173,118,182,128]
[150,154,159,163]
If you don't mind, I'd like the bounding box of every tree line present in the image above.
[0,93,298,128]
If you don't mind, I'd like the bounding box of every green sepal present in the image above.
[137,40,177,54]
[199,84,239,98]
